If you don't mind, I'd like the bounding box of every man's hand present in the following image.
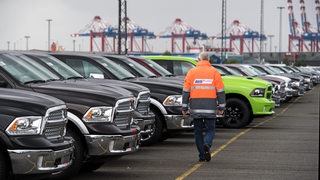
[182,110,188,116]
[217,110,224,115]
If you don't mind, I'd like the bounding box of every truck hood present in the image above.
[0,88,65,117]
[29,80,133,108]
[222,76,272,92]
[127,77,183,97]
[74,78,150,97]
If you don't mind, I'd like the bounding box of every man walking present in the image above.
[182,52,225,162]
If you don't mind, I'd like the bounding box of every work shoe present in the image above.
[204,144,211,162]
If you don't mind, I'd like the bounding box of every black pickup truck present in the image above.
[49,52,194,146]
[0,51,140,178]
[0,88,74,180]
[17,51,155,145]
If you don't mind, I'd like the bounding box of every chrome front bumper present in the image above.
[164,115,194,130]
[85,133,140,156]
[8,146,73,175]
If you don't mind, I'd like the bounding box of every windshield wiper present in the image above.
[24,80,46,84]
[121,77,136,80]
[148,75,158,78]
[46,78,60,82]
[165,74,176,77]
[67,76,84,80]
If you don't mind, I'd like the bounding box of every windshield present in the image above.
[214,68,227,76]
[92,56,136,80]
[108,57,157,77]
[225,66,243,76]
[267,66,282,74]
[32,55,83,79]
[0,54,60,84]
[143,58,173,76]
[246,65,266,75]
[239,66,258,76]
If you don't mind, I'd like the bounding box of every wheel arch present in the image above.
[226,93,253,119]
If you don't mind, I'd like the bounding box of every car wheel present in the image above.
[51,127,85,179]
[140,108,164,146]
[0,151,9,180]
[222,98,251,128]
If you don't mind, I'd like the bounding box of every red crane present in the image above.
[71,16,117,52]
[156,18,208,53]
[299,0,318,52]
[224,20,266,55]
[316,0,320,51]
[124,17,155,53]
[287,0,304,52]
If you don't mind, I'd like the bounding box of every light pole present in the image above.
[268,35,274,52]
[73,39,76,52]
[46,19,52,51]
[7,41,10,50]
[277,6,285,63]
[24,35,30,50]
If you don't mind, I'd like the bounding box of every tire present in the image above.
[0,151,9,180]
[140,108,164,146]
[51,127,85,179]
[80,162,105,173]
[221,98,251,128]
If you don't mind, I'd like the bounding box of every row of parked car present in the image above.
[1,51,319,179]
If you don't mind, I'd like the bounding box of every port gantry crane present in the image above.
[299,0,318,52]
[124,17,155,53]
[225,20,266,55]
[71,16,155,53]
[315,0,320,51]
[156,18,208,53]
[71,16,118,52]
[287,0,304,52]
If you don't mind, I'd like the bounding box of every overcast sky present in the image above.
[0,0,317,53]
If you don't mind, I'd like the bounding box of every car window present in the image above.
[92,57,136,80]
[173,61,195,75]
[36,55,83,79]
[154,60,170,71]
[64,58,104,78]
[0,54,59,83]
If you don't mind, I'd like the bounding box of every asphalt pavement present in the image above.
[71,85,319,180]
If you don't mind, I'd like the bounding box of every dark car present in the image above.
[100,54,184,84]
[267,64,313,91]
[0,88,74,180]
[21,51,155,145]
[49,52,194,146]
[213,64,286,107]
[0,51,140,178]
[128,56,175,77]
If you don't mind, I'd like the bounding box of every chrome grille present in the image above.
[266,86,273,100]
[114,98,133,130]
[43,105,67,140]
[136,91,150,115]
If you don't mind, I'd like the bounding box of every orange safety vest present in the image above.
[182,60,225,118]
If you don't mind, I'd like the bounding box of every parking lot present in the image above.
[69,85,319,180]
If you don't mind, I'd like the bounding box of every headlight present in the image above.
[163,95,182,106]
[304,78,311,83]
[6,116,43,135]
[83,106,113,123]
[291,81,300,87]
[250,88,265,97]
